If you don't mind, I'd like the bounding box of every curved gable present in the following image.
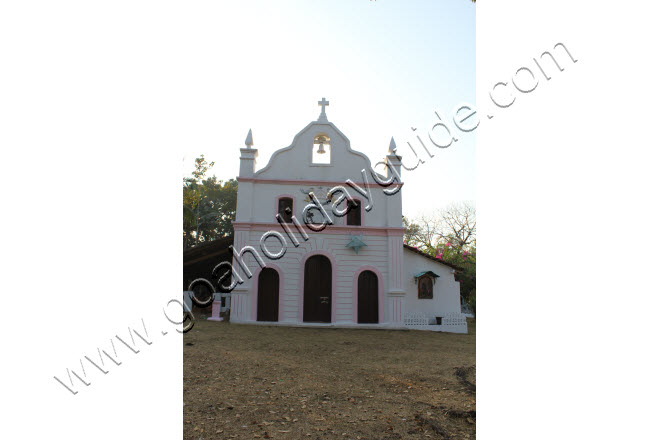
[254,121,379,182]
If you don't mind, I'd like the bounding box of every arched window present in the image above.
[346,200,361,226]
[277,197,293,223]
[312,134,331,164]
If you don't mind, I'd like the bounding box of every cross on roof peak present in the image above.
[317,97,329,122]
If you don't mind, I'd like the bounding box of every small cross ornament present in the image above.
[318,97,329,122]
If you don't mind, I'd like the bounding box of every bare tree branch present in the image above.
[404,202,476,252]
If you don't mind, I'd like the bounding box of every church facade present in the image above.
[210,99,466,333]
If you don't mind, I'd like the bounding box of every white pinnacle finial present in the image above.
[388,136,397,154]
[317,97,329,122]
[245,129,253,148]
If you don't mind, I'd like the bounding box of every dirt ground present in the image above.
[183,319,475,440]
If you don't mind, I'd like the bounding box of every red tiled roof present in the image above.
[402,244,463,271]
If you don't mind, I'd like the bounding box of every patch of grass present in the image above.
[184,319,475,439]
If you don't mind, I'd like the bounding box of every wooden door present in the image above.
[257,268,279,321]
[303,255,332,322]
[357,270,379,323]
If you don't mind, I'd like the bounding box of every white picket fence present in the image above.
[404,312,434,326]
[403,312,468,334]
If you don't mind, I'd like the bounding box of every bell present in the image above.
[317,142,326,154]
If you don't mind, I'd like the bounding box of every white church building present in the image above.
[209,99,467,333]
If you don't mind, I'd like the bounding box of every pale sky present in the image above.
[182,0,475,219]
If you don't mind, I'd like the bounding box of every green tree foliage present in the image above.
[183,155,237,249]
[434,241,476,315]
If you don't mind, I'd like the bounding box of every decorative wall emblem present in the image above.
[346,234,367,254]
[300,187,333,205]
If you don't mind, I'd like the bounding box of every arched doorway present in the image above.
[257,268,279,321]
[357,270,379,324]
[303,255,332,322]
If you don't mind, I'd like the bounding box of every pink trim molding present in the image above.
[238,177,403,188]
[232,221,405,236]
[233,223,251,232]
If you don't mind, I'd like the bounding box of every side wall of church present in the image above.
[402,250,462,317]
